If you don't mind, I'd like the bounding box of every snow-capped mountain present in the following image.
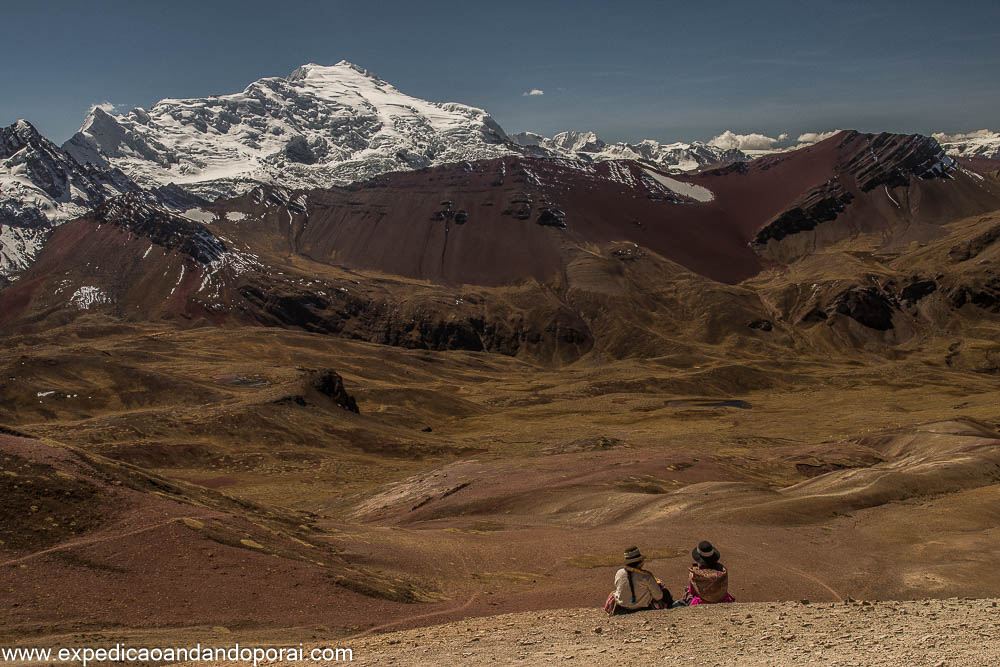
[63,61,516,199]
[933,130,1000,161]
[1,119,139,275]
[511,130,748,172]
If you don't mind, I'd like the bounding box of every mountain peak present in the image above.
[62,60,514,197]
[2,119,43,145]
[550,130,606,152]
[2,119,45,157]
[287,60,382,83]
[13,118,38,134]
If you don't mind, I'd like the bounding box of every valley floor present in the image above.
[2,323,1000,647]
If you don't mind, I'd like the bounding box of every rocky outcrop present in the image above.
[831,287,898,330]
[237,283,593,361]
[91,194,230,265]
[746,318,773,331]
[753,180,853,245]
[949,223,1000,263]
[948,277,1000,312]
[899,279,938,304]
[274,369,358,413]
[841,131,955,192]
[751,132,972,264]
[308,369,359,413]
[536,207,566,229]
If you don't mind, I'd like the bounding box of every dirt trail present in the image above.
[0,515,216,568]
[724,544,844,601]
[268,598,1000,666]
[347,593,481,640]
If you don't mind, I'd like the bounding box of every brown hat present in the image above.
[692,541,721,566]
[624,545,644,565]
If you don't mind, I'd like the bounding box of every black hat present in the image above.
[624,545,644,565]
[692,540,720,566]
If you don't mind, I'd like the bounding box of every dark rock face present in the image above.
[900,280,937,304]
[702,160,750,177]
[92,194,229,265]
[236,283,593,360]
[273,369,359,413]
[841,131,955,192]
[150,184,211,211]
[284,136,317,164]
[500,194,533,220]
[949,224,1000,263]
[239,288,335,334]
[948,278,1000,312]
[0,201,47,227]
[746,318,773,331]
[753,132,958,254]
[308,369,359,413]
[799,308,828,324]
[832,287,898,330]
[753,181,853,245]
[536,207,566,229]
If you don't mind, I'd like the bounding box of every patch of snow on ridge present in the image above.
[226,211,247,221]
[0,224,47,275]
[642,169,714,202]
[182,207,215,224]
[70,286,110,309]
[884,185,900,208]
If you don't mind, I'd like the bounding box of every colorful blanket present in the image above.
[686,566,732,604]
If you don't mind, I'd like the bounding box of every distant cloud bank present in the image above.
[522,89,544,97]
[796,130,840,144]
[708,130,788,151]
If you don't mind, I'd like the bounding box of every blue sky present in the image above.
[2,0,998,145]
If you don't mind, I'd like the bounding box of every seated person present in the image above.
[605,546,674,615]
[684,541,735,605]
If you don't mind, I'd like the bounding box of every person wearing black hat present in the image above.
[603,546,674,615]
[683,541,735,605]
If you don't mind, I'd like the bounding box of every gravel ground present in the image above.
[316,598,1000,666]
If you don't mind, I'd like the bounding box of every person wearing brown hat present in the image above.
[683,541,735,605]
[603,546,674,615]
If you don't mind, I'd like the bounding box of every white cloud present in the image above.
[796,130,841,144]
[708,130,785,151]
[88,101,125,115]
[778,133,789,141]
[522,89,544,97]
[932,129,998,143]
